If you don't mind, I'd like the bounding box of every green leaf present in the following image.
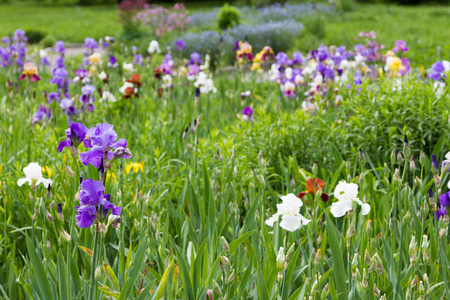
[229,230,255,255]
[118,240,148,300]
[25,236,55,300]
[325,214,348,300]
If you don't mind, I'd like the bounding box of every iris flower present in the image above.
[75,179,121,228]
[298,178,329,202]
[17,162,52,188]
[58,122,89,152]
[435,192,450,220]
[265,193,311,232]
[79,123,131,168]
[19,62,40,82]
[330,181,370,218]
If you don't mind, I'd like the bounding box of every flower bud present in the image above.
[219,256,229,270]
[227,270,235,282]
[346,159,351,172]
[276,247,286,271]
[66,164,75,177]
[409,156,416,173]
[206,289,213,300]
[419,151,426,167]
[383,163,390,178]
[402,211,412,227]
[312,161,318,177]
[390,150,396,165]
[46,210,54,222]
[364,249,371,265]
[221,236,230,254]
[59,228,72,243]
[359,149,366,166]
[396,151,403,163]
[46,185,53,201]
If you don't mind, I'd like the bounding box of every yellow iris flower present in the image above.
[125,162,144,174]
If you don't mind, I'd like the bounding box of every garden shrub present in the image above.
[24,29,46,44]
[217,3,241,30]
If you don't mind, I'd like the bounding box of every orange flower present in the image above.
[298,178,329,202]
[127,73,143,86]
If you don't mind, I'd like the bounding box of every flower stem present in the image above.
[88,228,99,300]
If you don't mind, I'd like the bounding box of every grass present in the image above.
[0,1,121,42]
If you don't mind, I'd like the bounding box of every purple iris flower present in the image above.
[47,92,60,103]
[242,107,253,121]
[1,37,10,44]
[13,29,27,42]
[316,45,329,61]
[40,56,50,66]
[393,40,409,53]
[54,41,66,54]
[323,67,335,81]
[353,73,362,85]
[232,41,240,52]
[428,62,445,81]
[80,84,96,103]
[58,122,89,152]
[79,123,131,168]
[75,179,121,228]
[132,54,144,66]
[189,52,203,65]
[32,106,51,125]
[291,52,304,65]
[175,39,187,51]
[435,191,450,220]
[275,52,289,65]
[108,56,118,68]
[398,58,411,76]
[83,38,98,51]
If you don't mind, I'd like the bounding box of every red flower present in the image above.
[298,178,329,202]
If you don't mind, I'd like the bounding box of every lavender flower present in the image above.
[75,179,121,228]
[79,123,131,168]
[428,62,446,81]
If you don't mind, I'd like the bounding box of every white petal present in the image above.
[334,181,358,202]
[445,152,450,161]
[280,215,301,232]
[355,199,371,215]
[298,214,311,225]
[280,193,303,208]
[17,178,31,186]
[23,162,43,180]
[330,200,353,218]
[265,213,281,227]
[37,178,52,188]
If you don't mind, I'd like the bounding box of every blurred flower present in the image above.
[242,106,253,121]
[119,81,138,98]
[101,91,117,103]
[162,74,172,89]
[148,40,161,54]
[265,193,311,232]
[194,72,217,94]
[32,106,51,125]
[392,40,409,53]
[19,62,40,82]
[175,39,187,51]
[330,181,370,217]
[108,56,119,68]
[98,71,108,82]
[125,162,144,173]
[17,162,52,188]
[123,62,134,73]
[88,52,102,65]
[39,49,50,66]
